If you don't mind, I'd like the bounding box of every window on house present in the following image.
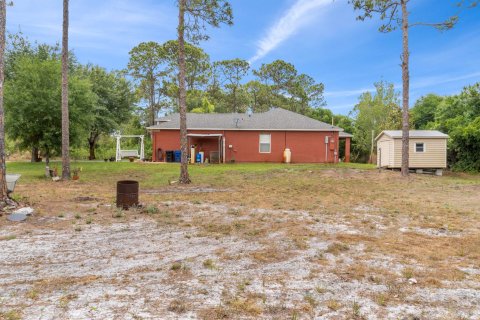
[259,134,271,153]
[415,142,425,153]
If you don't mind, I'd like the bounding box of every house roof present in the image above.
[147,108,344,132]
[375,130,449,141]
[339,132,353,138]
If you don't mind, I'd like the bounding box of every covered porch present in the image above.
[339,132,352,163]
[187,133,224,164]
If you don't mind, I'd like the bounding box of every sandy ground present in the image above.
[1,200,479,320]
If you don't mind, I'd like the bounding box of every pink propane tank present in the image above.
[283,148,292,163]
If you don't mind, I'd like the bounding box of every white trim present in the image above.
[414,142,425,153]
[187,133,223,137]
[147,127,342,132]
[259,133,271,154]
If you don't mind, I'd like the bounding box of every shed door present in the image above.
[378,141,390,167]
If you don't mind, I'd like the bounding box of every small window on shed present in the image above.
[259,134,271,153]
[415,142,425,153]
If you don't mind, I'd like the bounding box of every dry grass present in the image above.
[1,163,479,319]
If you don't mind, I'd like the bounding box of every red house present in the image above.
[148,108,352,164]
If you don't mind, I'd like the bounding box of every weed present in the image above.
[59,293,78,308]
[352,301,361,317]
[402,267,415,279]
[113,208,124,218]
[74,213,81,219]
[144,205,159,215]
[304,293,317,307]
[374,293,389,306]
[203,259,216,270]
[0,310,21,320]
[74,226,82,232]
[1,235,16,241]
[326,242,349,255]
[326,299,341,311]
[315,286,327,294]
[26,289,39,300]
[86,217,93,224]
[237,278,252,292]
[168,299,188,313]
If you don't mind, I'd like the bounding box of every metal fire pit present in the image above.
[116,180,139,209]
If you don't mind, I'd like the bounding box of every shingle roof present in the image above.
[339,132,353,138]
[376,130,449,141]
[148,108,344,132]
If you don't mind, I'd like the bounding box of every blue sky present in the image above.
[6,0,480,115]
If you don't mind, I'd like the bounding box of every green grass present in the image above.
[7,160,376,187]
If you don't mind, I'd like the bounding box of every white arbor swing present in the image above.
[115,135,145,162]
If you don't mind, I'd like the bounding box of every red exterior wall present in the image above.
[151,129,340,163]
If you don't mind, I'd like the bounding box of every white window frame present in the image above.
[259,133,271,154]
[415,142,425,153]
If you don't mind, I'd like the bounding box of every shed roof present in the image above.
[375,130,449,141]
[148,108,344,132]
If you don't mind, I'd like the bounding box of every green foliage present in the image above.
[191,96,215,113]
[349,0,458,33]
[182,0,234,43]
[128,40,211,118]
[5,54,95,159]
[411,94,444,129]
[413,84,480,171]
[349,81,402,162]
[79,64,136,159]
[252,59,325,114]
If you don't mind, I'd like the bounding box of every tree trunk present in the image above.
[88,140,96,160]
[31,146,39,162]
[0,0,9,203]
[61,0,71,180]
[88,132,99,160]
[150,76,156,127]
[401,0,410,177]
[177,0,191,184]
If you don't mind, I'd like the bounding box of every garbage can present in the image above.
[116,180,139,209]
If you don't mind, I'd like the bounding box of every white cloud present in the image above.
[249,0,333,63]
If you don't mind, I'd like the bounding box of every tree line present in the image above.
[127,42,326,125]
[4,34,136,162]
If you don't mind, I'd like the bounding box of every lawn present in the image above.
[1,161,479,319]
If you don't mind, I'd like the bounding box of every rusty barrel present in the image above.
[116,180,139,209]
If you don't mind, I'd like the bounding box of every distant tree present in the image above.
[244,80,270,113]
[253,60,325,114]
[162,40,211,91]
[350,0,458,176]
[411,94,443,129]
[350,81,402,162]
[253,59,297,108]
[289,73,325,114]
[80,65,136,160]
[61,0,70,180]
[433,84,480,171]
[214,58,250,112]
[177,0,233,184]
[128,42,166,126]
[5,56,95,166]
[191,96,215,113]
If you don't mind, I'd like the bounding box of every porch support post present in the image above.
[140,135,145,160]
[345,137,351,163]
[116,136,121,162]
